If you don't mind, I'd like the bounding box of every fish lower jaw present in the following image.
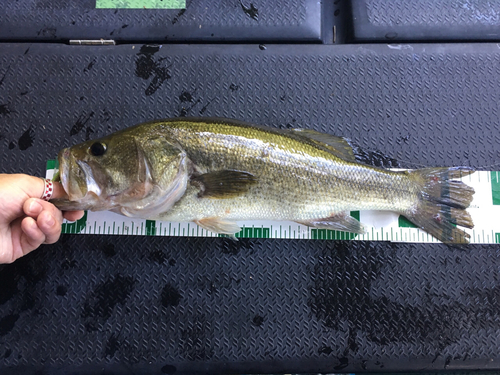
[69,192,112,212]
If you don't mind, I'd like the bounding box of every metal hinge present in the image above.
[69,39,116,46]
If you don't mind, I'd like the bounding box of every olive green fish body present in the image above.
[149,120,417,223]
[54,118,475,243]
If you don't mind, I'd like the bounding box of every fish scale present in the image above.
[158,120,414,217]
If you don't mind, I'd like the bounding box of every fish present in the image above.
[52,117,475,244]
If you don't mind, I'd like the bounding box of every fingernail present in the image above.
[29,200,42,214]
[46,214,55,227]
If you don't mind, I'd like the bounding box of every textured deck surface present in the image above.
[0,0,322,42]
[1,42,500,373]
[352,0,500,41]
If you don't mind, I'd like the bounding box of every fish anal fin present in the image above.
[192,170,257,199]
[297,212,365,234]
[195,217,241,235]
[290,129,356,162]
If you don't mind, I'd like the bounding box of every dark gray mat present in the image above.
[352,0,500,41]
[1,43,500,373]
[0,0,322,42]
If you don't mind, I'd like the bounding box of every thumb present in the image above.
[25,175,68,201]
[0,174,67,201]
[17,174,83,219]
[0,174,73,222]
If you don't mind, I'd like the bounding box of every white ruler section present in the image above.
[46,164,500,244]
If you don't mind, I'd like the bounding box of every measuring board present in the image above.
[46,160,500,244]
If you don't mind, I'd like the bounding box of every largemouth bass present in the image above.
[52,118,475,243]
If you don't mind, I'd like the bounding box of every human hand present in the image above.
[0,174,84,264]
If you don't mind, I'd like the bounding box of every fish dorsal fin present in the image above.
[289,129,356,162]
[192,170,257,199]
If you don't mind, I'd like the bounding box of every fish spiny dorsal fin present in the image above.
[289,129,356,162]
[192,170,257,199]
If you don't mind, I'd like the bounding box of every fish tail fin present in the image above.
[404,167,475,244]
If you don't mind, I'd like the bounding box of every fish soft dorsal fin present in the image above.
[191,170,257,199]
[296,212,365,234]
[289,129,356,162]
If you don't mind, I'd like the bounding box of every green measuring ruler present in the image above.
[46,160,500,244]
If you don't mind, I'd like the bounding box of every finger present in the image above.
[26,181,82,219]
[36,210,61,244]
[49,181,69,200]
[24,197,83,225]
[63,210,85,222]
[20,177,84,223]
[24,198,63,223]
[20,216,46,256]
[23,198,64,243]
[12,175,68,201]
[38,179,84,218]
[24,198,43,217]
[36,178,68,200]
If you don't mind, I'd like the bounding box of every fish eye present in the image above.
[89,142,107,156]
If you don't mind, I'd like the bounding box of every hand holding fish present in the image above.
[0,174,84,264]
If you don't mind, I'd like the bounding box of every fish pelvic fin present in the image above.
[297,212,365,234]
[191,170,257,199]
[195,217,241,235]
[404,167,475,244]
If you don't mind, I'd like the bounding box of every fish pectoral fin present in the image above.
[289,129,356,162]
[297,212,365,234]
[191,170,257,199]
[195,217,241,235]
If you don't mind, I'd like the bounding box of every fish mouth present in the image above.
[58,148,88,202]
[58,148,72,198]
[76,159,102,199]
